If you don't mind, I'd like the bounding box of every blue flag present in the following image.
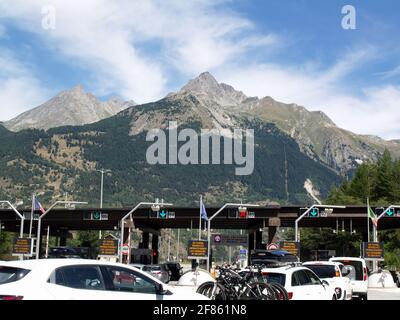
[200,200,208,221]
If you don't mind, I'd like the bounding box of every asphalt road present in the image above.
[368,288,400,300]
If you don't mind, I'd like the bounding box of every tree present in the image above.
[373,149,395,202]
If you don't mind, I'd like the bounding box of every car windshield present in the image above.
[262,272,286,286]
[0,266,30,284]
[144,266,161,272]
[332,260,363,281]
[305,265,336,278]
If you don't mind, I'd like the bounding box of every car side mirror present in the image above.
[155,282,168,295]
[322,280,330,287]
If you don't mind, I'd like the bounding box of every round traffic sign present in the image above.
[267,243,279,250]
[214,235,221,243]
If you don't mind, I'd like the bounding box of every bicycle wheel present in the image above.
[196,281,227,300]
[269,283,289,300]
[244,282,276,300]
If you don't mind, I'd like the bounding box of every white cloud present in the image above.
[0,50,50,121]
[0,0,276,104]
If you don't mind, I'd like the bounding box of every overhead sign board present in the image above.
[279,241,300,257]
[12,238,33,256]
[362,242,384,260]
[187,240,208,259]
[212,234,248,246]
[99,239,118,256]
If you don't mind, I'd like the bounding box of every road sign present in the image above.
[362,242,384,260]
[12,238,33,256]
[267,243,279,250]
[239,249,247,255]
[386,208,395,217]
[308,208,319,217]
[121,244,130,256]
[92,211,102,220]
[99,239,118,256]
[159,209,168,219]
[213,234,222,244]
[168,211,175,219]
[279,241,300,257]
[188,240,208,259]
[212,234,248,246]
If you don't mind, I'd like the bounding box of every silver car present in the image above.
[142,264,170,283]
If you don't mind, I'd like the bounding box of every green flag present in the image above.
[368,204,378,227]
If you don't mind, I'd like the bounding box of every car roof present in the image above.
[303,261,339,266]
[261,266,307,273]
[329,257,365,262]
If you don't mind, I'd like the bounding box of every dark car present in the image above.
[47,247,81,259]
[142,264,170,283]
[250,250,299,267]
[164,262,183,281]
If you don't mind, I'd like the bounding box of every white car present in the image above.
[0,259,209,300]
[329,257,368,300]
[303,261,353,300]
[261,265,337,300]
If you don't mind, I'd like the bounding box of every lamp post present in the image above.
[295,205,346,242]
[119,199,173,263]
[0,201,25,238]
[35,201,88,259]
[206,202,260,272]
[97,169,111,240]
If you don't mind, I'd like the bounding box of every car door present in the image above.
[303,269,331,300]
[290,271,312,300]
[46,265,111,300]
[101,266,171,300]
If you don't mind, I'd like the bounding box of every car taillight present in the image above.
[364,268,368,281]
[0,295,24,300]
[288,292,293,300]
[335,271,340,277]
[261,272,268,276]
[154,271,162,275]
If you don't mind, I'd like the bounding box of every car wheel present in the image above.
[332,294,337,300]
[360,293,368,300]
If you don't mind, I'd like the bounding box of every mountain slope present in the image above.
[4,85,135,131]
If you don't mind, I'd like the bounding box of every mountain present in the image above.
[4,85,135,131]
[0,72,399,207]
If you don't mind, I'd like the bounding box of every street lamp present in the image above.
[295,204,346,242]
[35,201,88,259]
[96,169,111,239]
[119,199,173,263]
[0,201,25,238]
[206,202,260,272]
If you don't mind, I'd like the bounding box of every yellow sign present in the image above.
[188,240,208,259]
[12,238,33,255]
[99,240,118,256]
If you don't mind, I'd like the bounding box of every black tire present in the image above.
[245,282,276,300]
[332,294,337,300]
[360,293,368,300]
[269,283,289,300]
[196,282,227,300]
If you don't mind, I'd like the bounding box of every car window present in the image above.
[291,272,301,286]
[294,270,312,286]
[305,265,336,278]
[332,260,363,281]
[105,267,157,294]
[51,266,105,290]
[0,267,30,284]
[263,273,286,286]
[304,270,322,285]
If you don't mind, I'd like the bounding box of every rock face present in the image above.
[4,85,135,131]
[127,72,400,174]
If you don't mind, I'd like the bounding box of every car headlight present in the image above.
[335,287,342,298]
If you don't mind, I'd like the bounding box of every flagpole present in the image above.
[367,197,370,243]
[199,195,202,240]
[29,194,34,238]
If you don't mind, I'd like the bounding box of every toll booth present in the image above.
[131,248,153,265]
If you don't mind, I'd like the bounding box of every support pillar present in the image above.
[151,234,159,264]
[268,226,277,244]
[248,232,255,265]
[255,230,263,250]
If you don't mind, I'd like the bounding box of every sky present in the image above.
[0,0,399,139]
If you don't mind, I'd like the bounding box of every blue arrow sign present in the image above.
[159,210,167,219]
[386,208,394,217]
[309,208,319,217]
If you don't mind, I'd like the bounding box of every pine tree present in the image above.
[373,149,395,202]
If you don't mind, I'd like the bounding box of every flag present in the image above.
[200,199,208,221]
[368,203,378,227]
[34,197,46,215]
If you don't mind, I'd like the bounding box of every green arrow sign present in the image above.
[159,210,167,219]
[386,208,394,217]
[92,211,101,220]
[309,208,319,217]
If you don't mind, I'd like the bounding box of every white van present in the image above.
[329,257,368,300]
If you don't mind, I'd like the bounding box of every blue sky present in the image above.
[0,0,399,139]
